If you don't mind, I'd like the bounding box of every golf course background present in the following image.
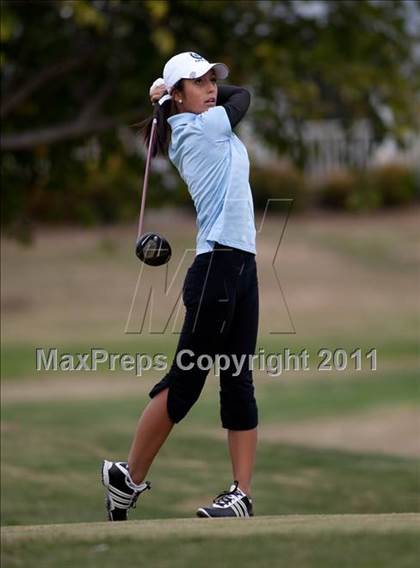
[2,208,419,567]
[2,0,420,565]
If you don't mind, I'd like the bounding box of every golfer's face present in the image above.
[183,69,218,114]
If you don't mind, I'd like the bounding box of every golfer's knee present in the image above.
[221,400,258,430]
[219,376,258,430]
[166,383,202,424]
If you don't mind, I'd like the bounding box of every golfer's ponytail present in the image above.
[135,79,184,158]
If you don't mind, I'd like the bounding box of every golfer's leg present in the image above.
[228,428,257,496]
[220,258,259,496]
[127,302,208,485]
[127,302,211,485]
[129,253,237,484]
[127,388,173,484]
[149,250,239,423]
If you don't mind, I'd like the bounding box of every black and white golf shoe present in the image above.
[196,481,253,518]
[101,460,151,521]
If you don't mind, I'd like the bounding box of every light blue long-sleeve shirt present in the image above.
[167,106,257,256]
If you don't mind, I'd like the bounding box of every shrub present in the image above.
[316,168,359,210]
[365,163,418,207]
[250,164,307,211]
[315,162,419,212]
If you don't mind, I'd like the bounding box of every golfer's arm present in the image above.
[216,85,251,129]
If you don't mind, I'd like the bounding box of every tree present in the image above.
[1,0,419,233]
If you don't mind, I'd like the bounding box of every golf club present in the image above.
[135,97,172,266]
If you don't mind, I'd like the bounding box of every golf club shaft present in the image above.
[137,106,159,240]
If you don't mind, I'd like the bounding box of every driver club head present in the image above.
[135,232,172,266]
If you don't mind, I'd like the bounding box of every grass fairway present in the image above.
[2,514,420,568]
[2,379,419,525]
[2,211,419,567]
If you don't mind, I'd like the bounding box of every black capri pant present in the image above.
[149,242,259,430]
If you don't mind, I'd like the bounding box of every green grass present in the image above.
[2,517,420,568]
[4,534,420,568]
[3,367,419,422]
[2,214,420,566]
[256,369,420,422]
[2,384,419,526]
[312,232,419,273]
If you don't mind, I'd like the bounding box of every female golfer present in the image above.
[102,51,259,520]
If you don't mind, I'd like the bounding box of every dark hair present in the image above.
[134,79,185,158]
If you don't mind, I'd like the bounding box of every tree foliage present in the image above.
[1,0,419,233]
